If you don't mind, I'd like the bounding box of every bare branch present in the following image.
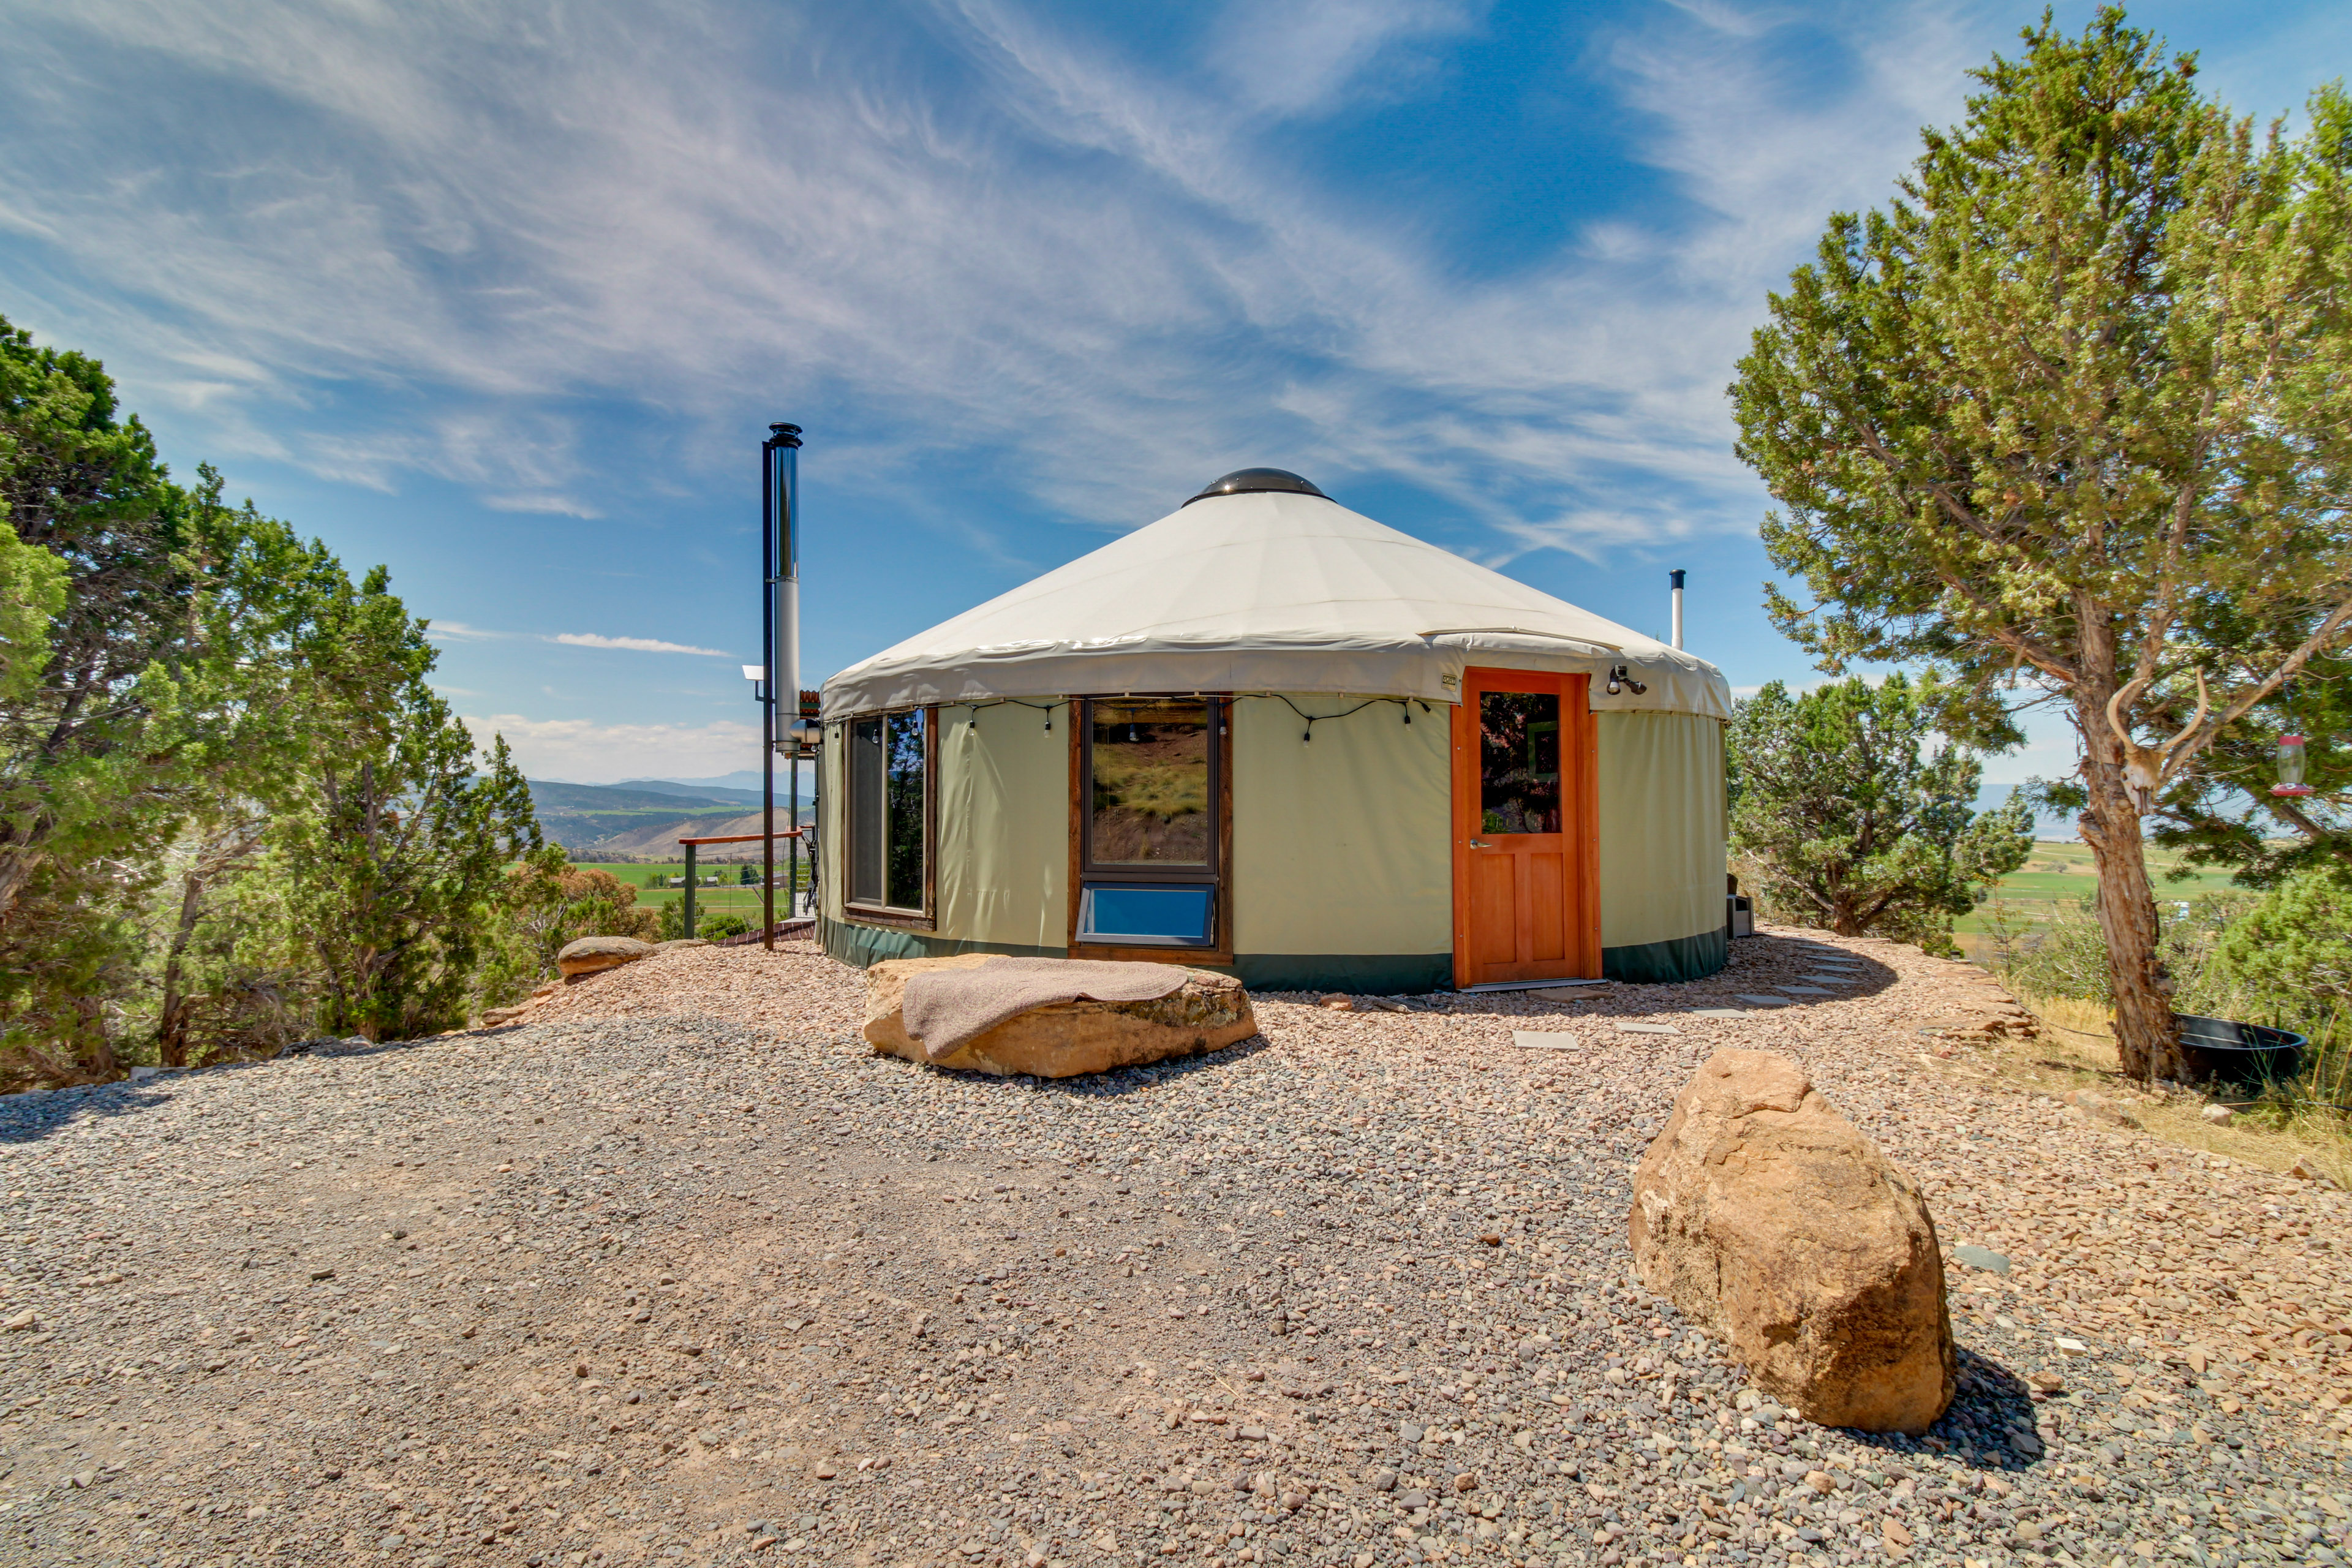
[2163,595,2352,779]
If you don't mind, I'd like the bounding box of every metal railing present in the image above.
[677,829,804,940]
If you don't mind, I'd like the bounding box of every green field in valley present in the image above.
[568,861,810,926]
[1950,838,2248,959]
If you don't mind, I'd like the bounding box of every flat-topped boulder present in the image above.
[863,954,1257,1077]
[1629,1049,1954,1434]
[557,935,657,978]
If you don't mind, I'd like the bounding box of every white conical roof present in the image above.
[822,488,1729,720]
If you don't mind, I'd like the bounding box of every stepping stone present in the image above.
[1687,1008,1752,1019]
[1950,1245,2011,1275]
[1734,994,1795,1008]
[1615,1022,1681,1035]
[1510,1031,1581,1052]
[1775,986,1834,997]
[1800,974,1860,987]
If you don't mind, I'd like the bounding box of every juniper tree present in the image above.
[1729,675,2033,951]
[1730,12,2352,1081]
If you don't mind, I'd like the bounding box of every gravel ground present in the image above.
[0,930,2346,1568]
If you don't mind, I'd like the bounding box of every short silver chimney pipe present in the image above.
[1669,569,1686,651]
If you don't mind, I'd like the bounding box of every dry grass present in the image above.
[1989,989,2352,1189]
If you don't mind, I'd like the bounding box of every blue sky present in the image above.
[2,0,2344,786]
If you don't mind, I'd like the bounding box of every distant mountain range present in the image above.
[526,778,812,861]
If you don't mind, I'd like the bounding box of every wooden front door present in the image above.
[1450,668,1600,989]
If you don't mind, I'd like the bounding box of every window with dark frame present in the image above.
[846,708,929,916]
[1077,696,1223,949]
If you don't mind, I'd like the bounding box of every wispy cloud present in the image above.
[552,632,732,657]
[0,0,1995,557]
[423,619,511,643]
[426,621,732,656]
[1205,0,1476,119]
[461,712,761,783]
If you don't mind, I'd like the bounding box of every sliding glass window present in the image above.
[847,708,930,918]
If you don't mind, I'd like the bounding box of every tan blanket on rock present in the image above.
[901,956,1189,1061]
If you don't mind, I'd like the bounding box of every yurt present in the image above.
[816,469,1732,993]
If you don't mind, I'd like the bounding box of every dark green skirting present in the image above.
[1231,952,1453,995]
[818,917,1061,970]
[822,917,1724,989]
[1602,927,1728,984]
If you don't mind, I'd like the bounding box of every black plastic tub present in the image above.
[2176,1013,2307,1088]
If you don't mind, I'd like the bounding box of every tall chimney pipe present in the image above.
[1668,568,1686,651]
[763,422,803,951]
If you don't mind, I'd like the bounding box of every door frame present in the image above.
[1449,668,1601,989]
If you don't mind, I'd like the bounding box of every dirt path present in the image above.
[0,932,2344,1568]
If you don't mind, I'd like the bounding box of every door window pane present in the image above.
[1089,699,1210,865]
[1480,691,1561,835]
[884,710,925,910]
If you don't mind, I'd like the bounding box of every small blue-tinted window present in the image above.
[1079,884,1214,946]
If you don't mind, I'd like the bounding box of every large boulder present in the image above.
[863,954,1257,1077]
[1629,1049,1954,1434]
[557,935,657,978]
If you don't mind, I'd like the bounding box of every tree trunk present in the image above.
[156,865,209,1069]
[2071,692,2188,1084]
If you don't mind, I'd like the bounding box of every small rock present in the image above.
[813,1462,837,1480]
[1950,1245,2011,1275]
[1452,1472,1477,1493]
[1368,1469,1398,1492]
[1318,995,1354,1011]
[1,1309,36,1332]
[2061,1089,2139,1129]
[2200,1104,2235,1126]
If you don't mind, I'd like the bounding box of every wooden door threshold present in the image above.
[1458,978,1610,993]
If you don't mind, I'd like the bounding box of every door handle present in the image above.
[1468,839,1493,848]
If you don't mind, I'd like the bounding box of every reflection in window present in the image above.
[848,710,927,912]
[1480,691,1561,835]
[1088,699,1210,865]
